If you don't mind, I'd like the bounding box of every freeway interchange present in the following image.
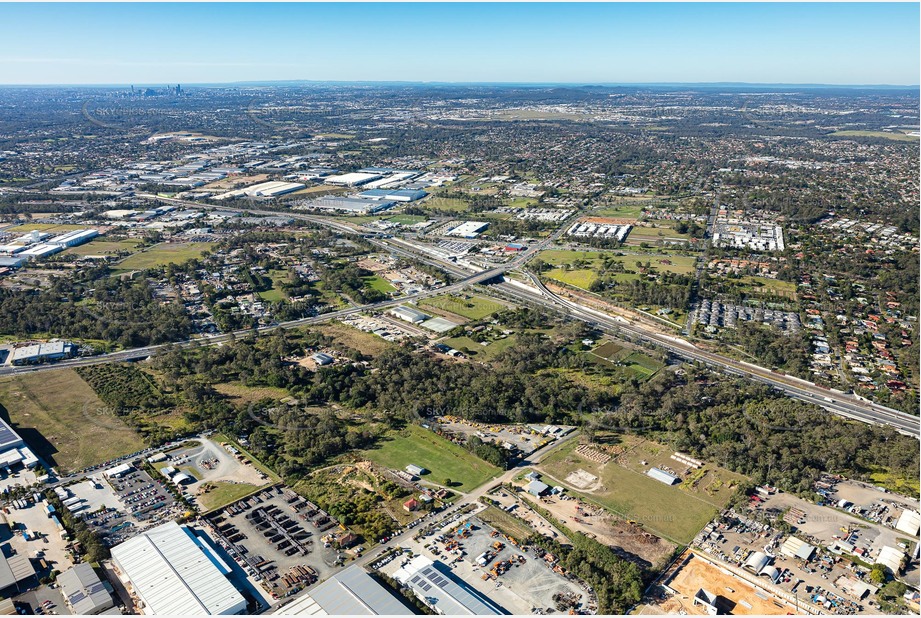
[4,194,918,438]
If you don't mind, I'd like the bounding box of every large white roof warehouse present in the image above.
[110,521,246,615]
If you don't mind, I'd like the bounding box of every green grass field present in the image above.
[0,369,146,472]
[419,294,505,320]
[2,223,87,233]
[736,276,797,299]
[213,382,291,403]
[624,225,692,245]
[361,424,500,491]
[538,439,727,544]
[442,334,518,360]
[830,130,919,142]
[592,202,648,220]
[114,242,214,271]
[387,214,427,225]
[198,481,264,512]
[545,268,600,290]
[423,197,470,212]
[311,322,395,357]
[258,288,286,302]
[363,275,397,294]
[64,239,142,257]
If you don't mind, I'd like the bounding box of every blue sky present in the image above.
[1,3,918,85]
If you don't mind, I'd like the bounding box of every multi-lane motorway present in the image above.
[5,194,918,438]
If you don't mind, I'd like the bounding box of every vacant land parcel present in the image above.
[361,424,500,491]
[0,369,146,471]
[114,241,215,271]
[537,437,745,544]
[420,293,506,321]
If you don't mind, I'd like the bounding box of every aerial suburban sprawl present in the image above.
[0,78,917,618]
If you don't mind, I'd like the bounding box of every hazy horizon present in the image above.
[1,3,918,86]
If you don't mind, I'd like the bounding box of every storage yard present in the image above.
[204,486,341,600]
[380,513,593,615]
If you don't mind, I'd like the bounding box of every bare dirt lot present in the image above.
[518,490,676,571]
[656,552,793,615]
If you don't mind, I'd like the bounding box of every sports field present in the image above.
[419,294,505,320]
[537,437,743,544]
[114,242,215,271]
[361,424,500,491]
[0,369,146,471]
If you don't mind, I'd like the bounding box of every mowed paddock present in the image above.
[114,241,215,271]
[361,424,500,491]
[419,294,506,320]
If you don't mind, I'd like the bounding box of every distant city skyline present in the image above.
[1,2,918,86]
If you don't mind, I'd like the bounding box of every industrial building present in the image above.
[311,353,335,366]
[58,563,116,615]
[0,244,27,255]
[525,480,550,496]
[46,229,99,248]
[324,172,382,187]
[875,546,906,574]
[215,181,306,200]
[0,417,39,471]
[110,521,247,615]
[272,565,413,615]
[103,463,134,478]
[358,189,427,202]
[779,536,816,562]
[446,221,489,239]
[393,555,504,615]
[895,509,920,537]
[390,306,429,324]
[646,467,680,485]
[302,197,395,215]
[0,256,26,269]
[0,544,37,596]
[18,243,63,259]
[10,341,76,365]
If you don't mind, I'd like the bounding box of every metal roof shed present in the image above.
[646,467,680,485]
[272,565,413,615]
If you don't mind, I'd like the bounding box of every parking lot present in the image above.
[383,512,592,615]
[205,487,340,601]
[14,584,69,616]
[68,467,182,546]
